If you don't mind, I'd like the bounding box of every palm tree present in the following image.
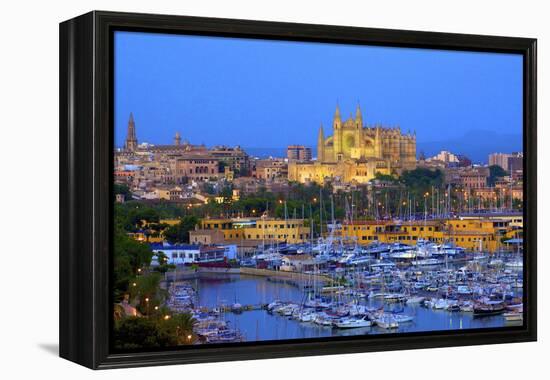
[164,313,198,345]
[129,273,166,315]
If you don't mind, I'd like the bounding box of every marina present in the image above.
[165,240,523,344]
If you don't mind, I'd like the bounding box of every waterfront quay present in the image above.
[163,243,523,344]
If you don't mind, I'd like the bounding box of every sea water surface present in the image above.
[186,274,512,343]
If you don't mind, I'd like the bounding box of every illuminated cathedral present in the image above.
[288,104,417,184]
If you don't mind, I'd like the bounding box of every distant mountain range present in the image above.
[244,130,522,164]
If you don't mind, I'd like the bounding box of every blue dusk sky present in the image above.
[114,31,523,163]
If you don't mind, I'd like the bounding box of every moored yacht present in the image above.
[333,315,372,329]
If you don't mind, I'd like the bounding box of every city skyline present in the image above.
[114,31,523,162]
[117,109,522,164]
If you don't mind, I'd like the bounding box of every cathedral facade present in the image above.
[288,105,417,184]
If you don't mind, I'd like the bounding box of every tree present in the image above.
[129,272,166,316]
[113,317,177,350]
[161,313,198,345]
[113,229,154,302]
[219,185,233,199]
[163,215,200,244]
[114,183,132,200]
[401,168,444,189]
[202,182,217,195]
[488,165,508,186]
[374,172,397,183]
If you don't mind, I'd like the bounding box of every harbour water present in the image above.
[186,273,516,343]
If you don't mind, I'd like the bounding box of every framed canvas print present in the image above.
[59,11,537,369]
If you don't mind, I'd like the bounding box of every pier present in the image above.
[162,266,331,286]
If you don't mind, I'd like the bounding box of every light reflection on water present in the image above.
[188,274,514,343]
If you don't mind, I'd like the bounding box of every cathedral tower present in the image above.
[333,104,343,160]
[317,124,325,162]
[374,126,382,158]
[355,103,363,151]
[174,131,181,146]
[355,103,363,128]
[124,112,138,152]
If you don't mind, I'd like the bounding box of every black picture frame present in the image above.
[59,10,537,369]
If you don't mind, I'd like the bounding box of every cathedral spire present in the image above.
[334,102,341,120]
[355,102,362,119]
[125,112,138,152]
[317,123,325,162]
[355,102,363,128]
[333,102,342,132]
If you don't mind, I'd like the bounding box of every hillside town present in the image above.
[113,106,524,349]
[115,106,523,257]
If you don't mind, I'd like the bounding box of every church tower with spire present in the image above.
[355,103,363,128]
[174,131,181,146]
[124,113,138,152]
[355,103,363,150]
[317,123,325,162]
[333,103,343,160]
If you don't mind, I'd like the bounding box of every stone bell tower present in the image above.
[124,112,138,152]
[317,123,325,162]
[333,104,343,161]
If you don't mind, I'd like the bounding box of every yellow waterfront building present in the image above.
[129,214,522,253]
[200,217,311,244]
[288,104,417,184]
[335,214,522,253]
